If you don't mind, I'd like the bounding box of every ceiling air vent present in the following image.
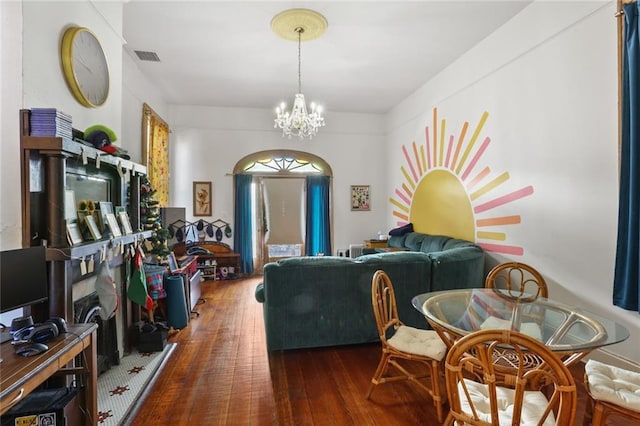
[134,50,161,62]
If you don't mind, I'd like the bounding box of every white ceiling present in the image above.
[123,1,531,114]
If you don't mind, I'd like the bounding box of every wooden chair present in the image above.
[583,359,640,425]
[485,262,548,300]
[366,270,447,422]
[444,329,577,426]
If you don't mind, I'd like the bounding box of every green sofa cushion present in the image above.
[420,235,453,253]
[404,232,427,251]
[387,234,407,248]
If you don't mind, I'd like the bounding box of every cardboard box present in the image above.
[1,387,78,426]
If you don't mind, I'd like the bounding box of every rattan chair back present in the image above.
[444,329,577,425]
[485,262,548,300]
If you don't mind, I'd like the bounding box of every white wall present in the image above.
[387,1,638,367]
[22,1,123,138]
[0,1,23,251]
[121,50,169,165]
[168,105,387,254]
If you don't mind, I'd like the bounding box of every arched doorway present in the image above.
[233,150,333,271]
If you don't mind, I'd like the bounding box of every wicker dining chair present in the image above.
[485,262,548,300]
[444,329,577,426]
[366,270,447,422]
[583,359,640,425]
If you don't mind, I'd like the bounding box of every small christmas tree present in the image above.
[139,175,171,260]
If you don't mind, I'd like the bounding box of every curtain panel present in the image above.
[142,104,170,206]
[304,175,331,256]
[234,174,254,275]
[613,1,640,311]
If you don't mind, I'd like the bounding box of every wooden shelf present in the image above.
[21,135,147,175]
[45,230,152,261]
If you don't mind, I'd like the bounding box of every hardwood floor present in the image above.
[129,276,629,425]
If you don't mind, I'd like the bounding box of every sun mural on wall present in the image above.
[390,108,534,256]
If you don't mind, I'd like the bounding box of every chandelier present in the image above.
[272,9,327,140]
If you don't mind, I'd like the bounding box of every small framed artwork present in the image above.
[118,211,134,235]
[167,252,179,273]
[85,215,102,240]
[65,190,77,223]
[99,201,113,233]
[76,210,90,231]
[351,185,370,211]
[106,213,122,237]
[66,222,83,245]
[193,181,212,216]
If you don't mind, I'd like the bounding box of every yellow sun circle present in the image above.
[409,170,475,241]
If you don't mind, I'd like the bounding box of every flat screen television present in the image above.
[1,246,49,314]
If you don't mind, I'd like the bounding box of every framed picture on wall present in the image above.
[193,181,212,216]
[351,185,370,211]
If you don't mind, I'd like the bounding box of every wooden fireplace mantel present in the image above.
[18,109,150,352]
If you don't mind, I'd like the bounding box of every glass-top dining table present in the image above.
[412,288,630,367]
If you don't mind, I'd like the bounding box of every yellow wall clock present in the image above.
[61,26,110,108]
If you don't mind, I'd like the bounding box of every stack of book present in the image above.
[30,108,73,139]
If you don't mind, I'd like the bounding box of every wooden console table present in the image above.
[0,323,97,424]
[173,241,241,280]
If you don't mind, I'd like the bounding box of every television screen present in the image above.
[0,246,48,313]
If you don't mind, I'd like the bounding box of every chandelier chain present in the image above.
[297,27,302,94]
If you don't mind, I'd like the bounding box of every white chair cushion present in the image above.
[585,359,640,412]
[388,325,447,361]
[459,378,556,426]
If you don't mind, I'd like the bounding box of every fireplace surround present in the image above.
[19,109,151,361]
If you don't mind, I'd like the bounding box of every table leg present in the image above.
[83,330,98,426]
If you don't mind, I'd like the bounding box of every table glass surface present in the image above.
[412,289,629,353]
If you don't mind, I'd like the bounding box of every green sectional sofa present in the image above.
[255,233,485,351]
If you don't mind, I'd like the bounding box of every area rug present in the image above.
[97,343,176,425]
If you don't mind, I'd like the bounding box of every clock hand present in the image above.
[76,55,93,74]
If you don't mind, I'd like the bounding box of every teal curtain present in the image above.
[234,174,254,275]
[304,175,331,256]
[613,1,640,311]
